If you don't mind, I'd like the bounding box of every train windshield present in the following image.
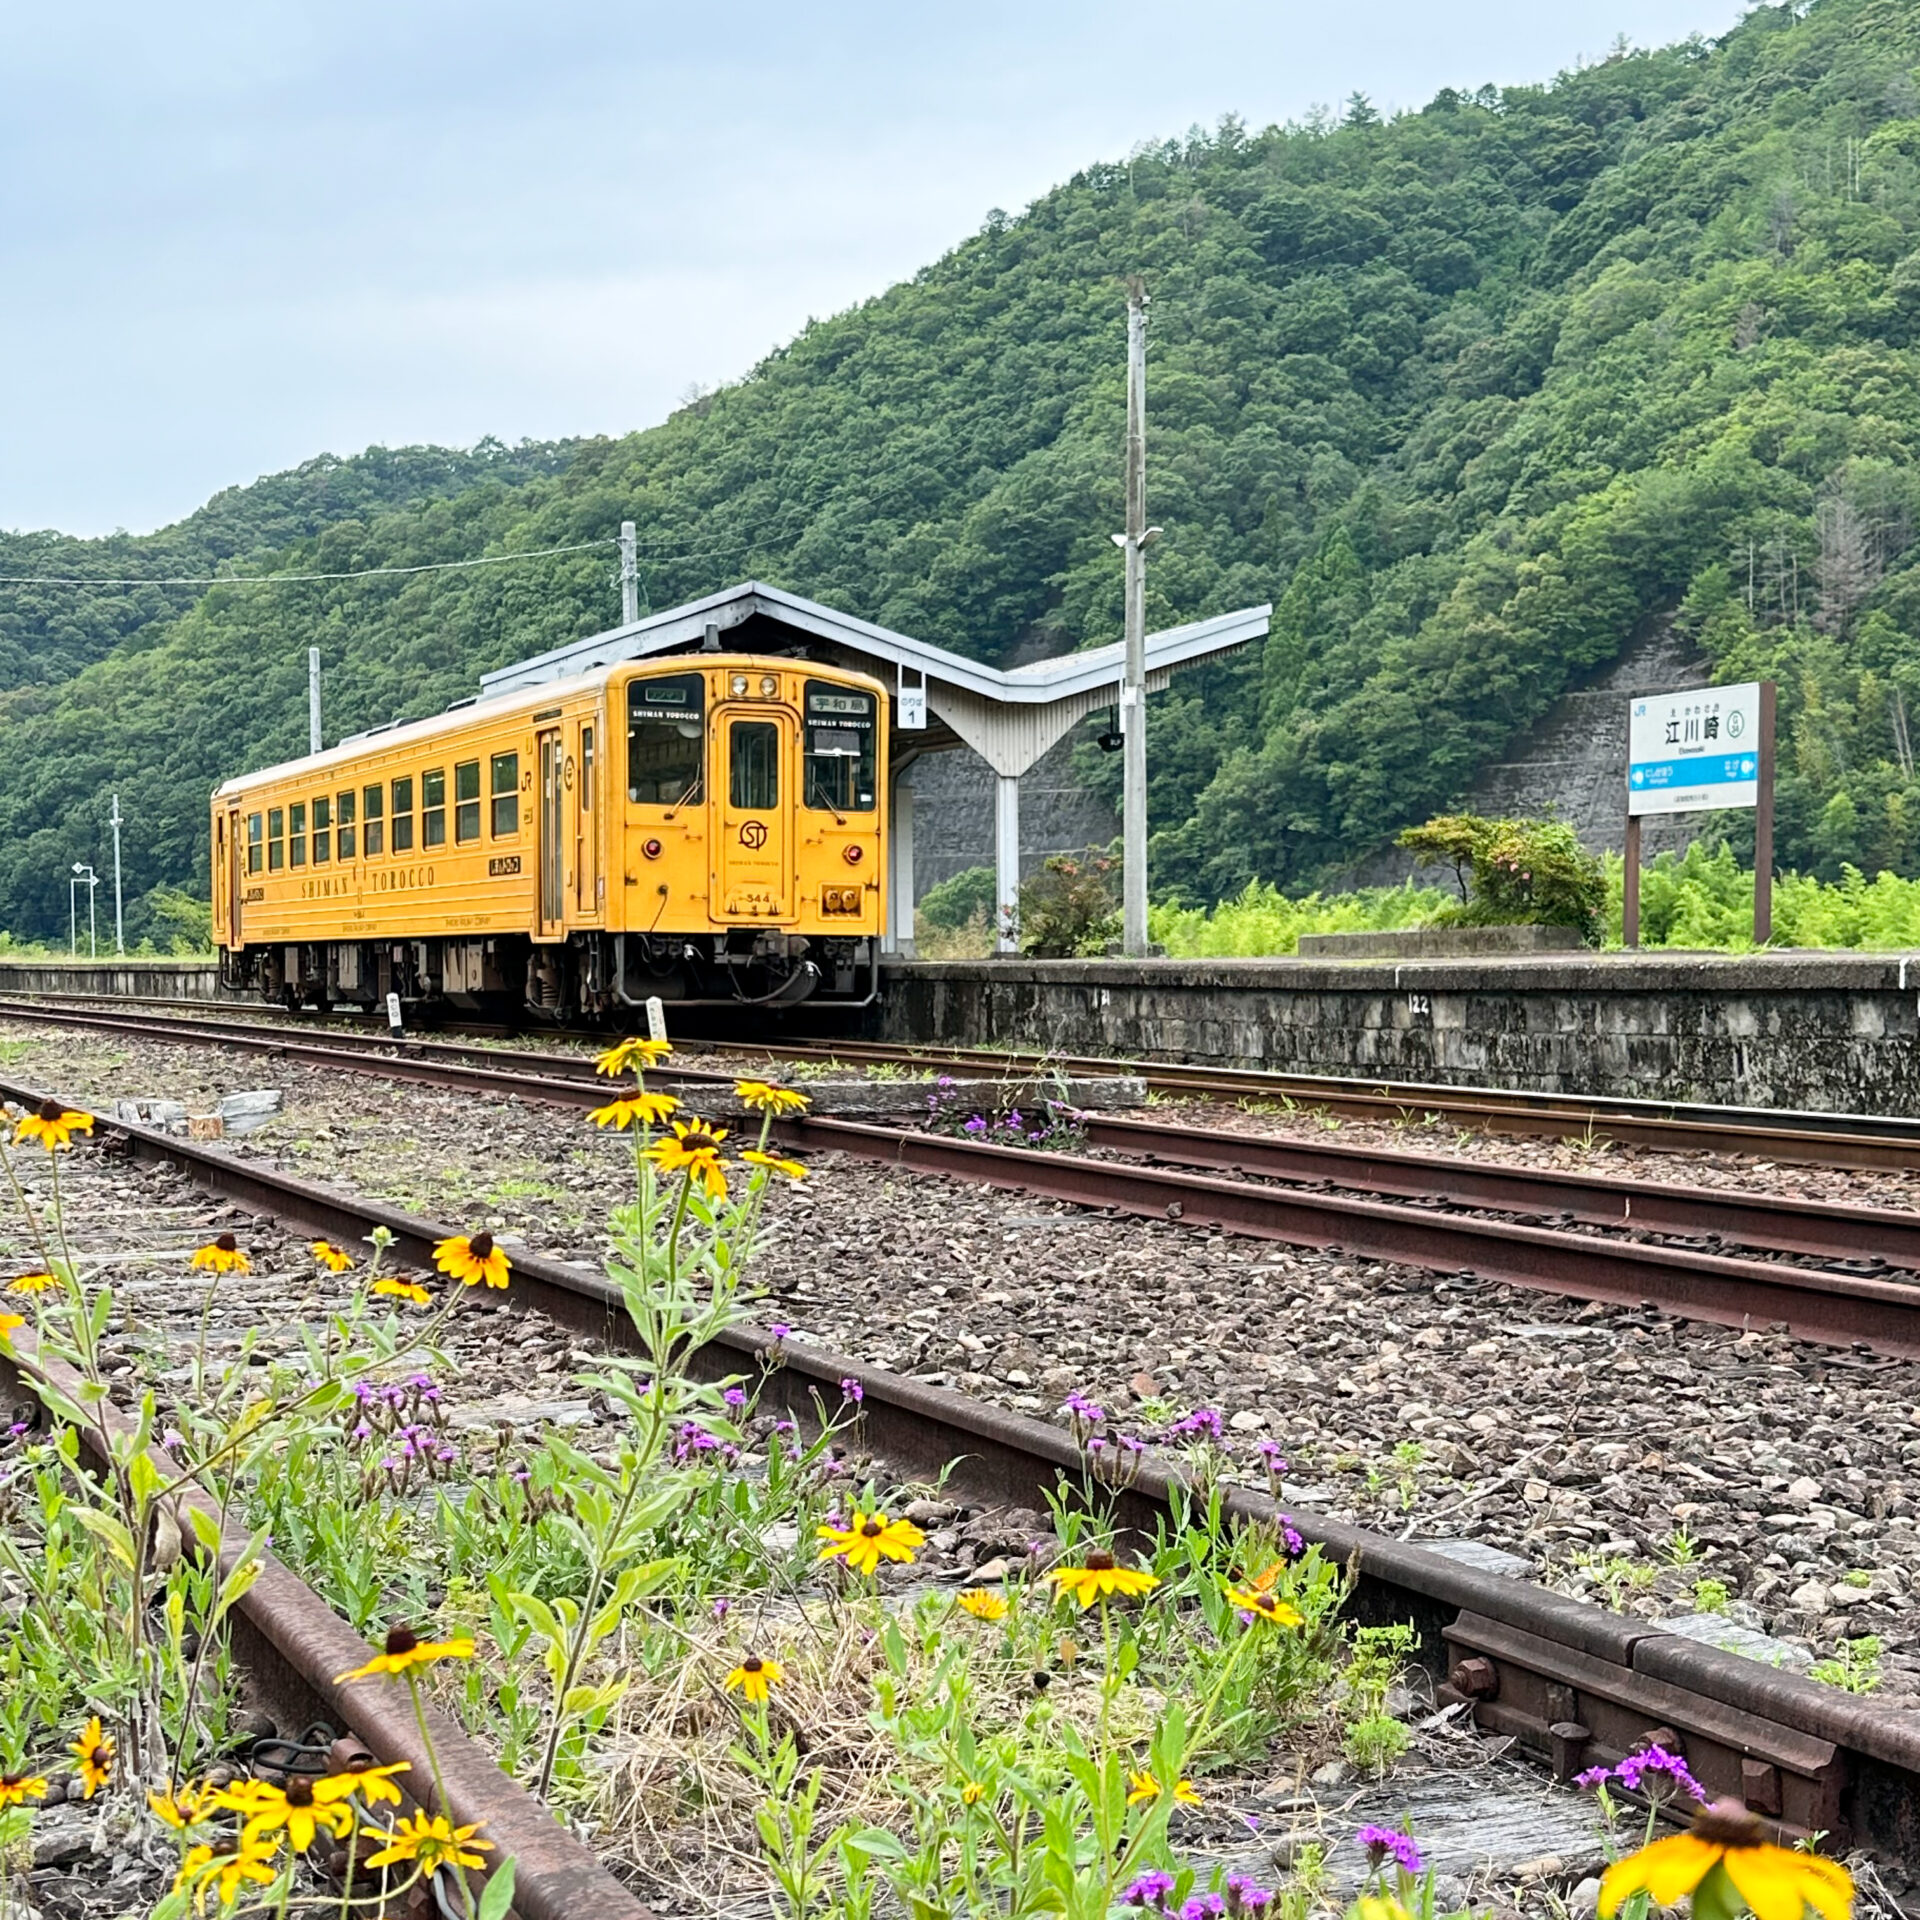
[803,681,877,812]
[628,673,706,806]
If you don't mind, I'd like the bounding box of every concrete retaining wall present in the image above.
[877,952,1920,1115]
[0,960,222,1001]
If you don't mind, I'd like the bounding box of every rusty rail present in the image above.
[5,1072,1920,1867]
[6,1006,1920,1354]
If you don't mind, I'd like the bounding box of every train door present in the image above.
[537,726,565,939]
[573,718,601,921]
[711,709,792,919]
[223,806,243,945]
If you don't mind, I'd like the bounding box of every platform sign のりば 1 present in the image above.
[1622,679,1775,949]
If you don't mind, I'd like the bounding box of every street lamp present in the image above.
[70,863,99,960]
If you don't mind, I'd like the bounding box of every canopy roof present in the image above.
[479,580,1270,777]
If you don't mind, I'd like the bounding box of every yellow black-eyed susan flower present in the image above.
[1600,1800,1852,1920]
[646,1121,729,1199]
[13,1102,93,1151]
[961,1780,988,1805]
[0,1311,23,1347]
[173,1837,279,1907]
[733,1079,810,1117]
[363,1811,493,1873]
[370,1277,432,1306]
[1046,1550,1159,1610]
[723,1654,784,1704]
[816,1509,924,1577]
[742,1149,808,1181]
[595,1036,672,1078]
[0,1771,47,1810]
[191,1234,250,1274]
[1126,1769,1201,1808]
[218,1775,355,1852]
[309,1240,353,1272]
[70,1715,113,1797]
[589,1092,680,1131]
[955,1588,1009,1621]
[1226,1585,1304,1627]
[335,1759,410,1807]
[432,1231,510,1290]
[5,1271,57,1295]
[147,1779,216,1829]
[336,1621,475,1683]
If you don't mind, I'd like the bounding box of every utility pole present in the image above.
[1115,278,1160,958]
[620,521,640,626]
[109,793,124,955]
[308,647,323,755]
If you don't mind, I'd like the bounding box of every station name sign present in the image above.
[1627,681,1762,817]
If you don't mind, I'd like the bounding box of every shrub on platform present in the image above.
[1397,813,1607,945]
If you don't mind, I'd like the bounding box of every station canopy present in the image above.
[480,580,1271,951]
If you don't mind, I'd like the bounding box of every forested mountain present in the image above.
[5,0,1920,940]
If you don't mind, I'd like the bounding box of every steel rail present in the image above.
[777,1117,1920,1358]
[749,1037,1920,1170]
[4,1072,1919,1863]
[15,988,1920,1165]
[6,1001,1920,1354]
[1075,1112,1920,1269]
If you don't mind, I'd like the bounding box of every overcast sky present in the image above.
[4,0,1748,538]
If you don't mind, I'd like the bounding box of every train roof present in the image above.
[212,653,885,801]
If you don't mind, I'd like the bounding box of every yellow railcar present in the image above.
[211,655,888,1015]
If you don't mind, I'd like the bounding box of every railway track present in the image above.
[7,998,1920,1358]
[5,1067,1920,1869]
[9,987,1920,1171]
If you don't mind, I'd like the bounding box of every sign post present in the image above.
[1625,680,1775,947]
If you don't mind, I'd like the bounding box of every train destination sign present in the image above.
[1627,681,1763,816]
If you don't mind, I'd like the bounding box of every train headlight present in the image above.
[842,844,864,865]
[760,674,779,696]
[642,838,663,860]
[730,674,749,696]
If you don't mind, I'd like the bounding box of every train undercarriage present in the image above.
[218,929,879,1021]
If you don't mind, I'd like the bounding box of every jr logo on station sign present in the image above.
[1627,681,1763,817]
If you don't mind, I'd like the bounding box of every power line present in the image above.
[0,536,617,589]
[0,526,798,590]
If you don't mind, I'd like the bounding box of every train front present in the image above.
[616,658,888,1007]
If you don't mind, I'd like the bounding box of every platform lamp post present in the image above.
[70,863,99,960]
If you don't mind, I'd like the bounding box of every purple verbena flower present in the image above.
[723,1386,748,1408]
[1180,1898,1226,1920]
[1064,1391,1105,1423]
[1574,1765,1614,1790]
[1357,1826,1422,1876]
[963,1115,988,1135]
[1121,1871,1177,1911]
[712,1597,732,1621]
[1225,1876,1276,1918]
[768,1323,791,1341]
[1172,1408,1224,1441]
[1612,1745,1708,1803]
[840,1377,864,1404]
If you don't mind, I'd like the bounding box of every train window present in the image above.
[729,720,780,810]
[627,673,705,805]
[803,681,877,812]
[422,770,446,848]
[363,784,383,857]
[490,752,519,837]
[289,801,307,868]
[392,776,415,852]
[268,808,285,872]
[455,760,481,843]
[247,813,263,875]
[312,795,331,864]
[337,789,356,861]
[580,727,594,811]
